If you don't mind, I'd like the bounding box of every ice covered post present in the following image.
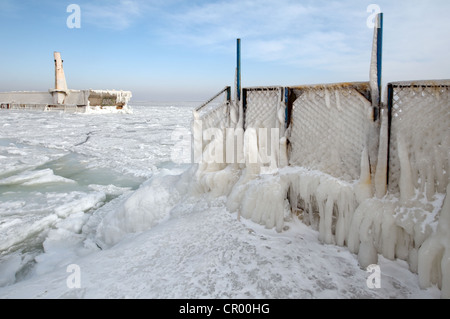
[370,13,383,109]
[236,38,241,102]
[371,13,388,199]
[51,52,68,104]
[235,38,244,129]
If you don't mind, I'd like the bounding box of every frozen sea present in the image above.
[0,103,441,299]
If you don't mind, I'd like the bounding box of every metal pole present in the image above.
[284,88,289,129]
[376,13,383,104]
[386,83,393,187]
[237,38,241,102]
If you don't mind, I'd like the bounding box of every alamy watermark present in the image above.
[66,264,81,289]
[366,264,381,289]
[367,4,382,29]
[171,121,283,174]
[67,4,81,29]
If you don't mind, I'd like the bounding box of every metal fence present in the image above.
[387,80,450,197]
[287,82,374,181]
[194,86,231,131]
[243,87,285,130]
[194,79,449,192]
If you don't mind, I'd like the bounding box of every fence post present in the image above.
[370,13,383,121]
[284,87,289,129]
[237,38,241,102]
[386,83,394,186]
[377,13,383,102]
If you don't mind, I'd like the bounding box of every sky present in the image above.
[0,0,449,102]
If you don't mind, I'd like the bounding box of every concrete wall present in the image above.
[65,90,90,106]
[0,92,53,105]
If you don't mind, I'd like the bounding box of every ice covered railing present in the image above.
[243,87,286,131]
[193,87,232,131]
[288,82,375,182]
[190,79,449,298]
[383,80,450,295]
[386,80,449,198]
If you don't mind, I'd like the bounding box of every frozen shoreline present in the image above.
[0,104,444,299]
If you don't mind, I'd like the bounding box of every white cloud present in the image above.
[69,0,450,82]
[155,0,449,81]
[163,0,320,46]
[83,0,147,30]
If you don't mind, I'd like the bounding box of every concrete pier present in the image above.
[0,52,132,113]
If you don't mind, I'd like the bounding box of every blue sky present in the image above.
[0,0,449,101]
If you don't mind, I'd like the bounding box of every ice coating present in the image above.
[96,172,183,247]
[0,100,447,298]
[189,80,449,297]
[419,184,450,298]
[374,108,388,198]
[288,84,373,182]
[193,129,448,297]
[388,83,449,197]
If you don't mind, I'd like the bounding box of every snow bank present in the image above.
[95,170,190,247]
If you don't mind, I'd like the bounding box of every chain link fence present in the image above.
[243,87,285,130]
[194,87,231,131]
[288,83,374,181]
[387,81,450,197]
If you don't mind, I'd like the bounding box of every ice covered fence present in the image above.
[288,83,374,182]
[387,82,449,199]
[191,80,449,298]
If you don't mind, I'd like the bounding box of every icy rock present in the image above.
[96,173,182,247]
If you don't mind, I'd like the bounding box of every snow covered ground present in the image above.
[0,103,441,299]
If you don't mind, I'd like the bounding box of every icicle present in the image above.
[348,202,365,254]
[317,180,338,245]
[418,184,450,298]
[380,209,396,262]
[375,109,388,198]
[398,135,415,203]
[425,163,436,202]
[324,89,332,110]
[355,146,373,203]
[335,90,343,112]
[230,101,238,128]
[358,206,381,268]
[279,137,289,169]
[277,92,287,137]
[335,202,346,247]
[434,146,446,194]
